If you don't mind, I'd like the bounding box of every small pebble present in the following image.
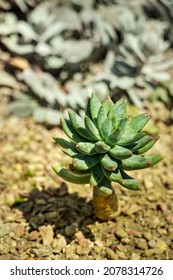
[130,253,141,260]
[106,248,118,260]
[12,224,25,237]
[116,244,127,252]
[157,239,167,252]
[148,239,157,248]
[65,245,75,259]
[33,246,52,257]
[117,251,126,260]
[0,224,10,237]
[27,231,40,241]
[143,231,152,241]
[121,237,131,244]
[52,235,67,251]
[45,211,59,222]
[136,238,148,250]
[115,228,127,239]
[20,252,29,260]
[75,231,87,247]
[65,223,78,237]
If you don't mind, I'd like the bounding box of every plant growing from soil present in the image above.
[53,93,163,220]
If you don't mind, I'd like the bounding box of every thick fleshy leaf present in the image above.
[90,164,104,187]
[97,97,113,130]
[95,141,111,153]
[54,137,76,149]
[105,128,121,145]
[103,168,122,182]
[120,154,163,170]
[68,110,84,129]
[109,145,132,159]
[73,154,100,170]
[121,113,150,137]
[117,131,145,146]
[85,96,92,120]
[135,136,160,154]
[62,148,78,157]
[68,111,93,141]
[85,116,101,141]
[100,118,113,139]
[108,99,127,127]
[102,96,114,111]
[100,154,118,171]
[69,164,91,175]
[90,93,101,125]
[119,170,141,190]
[131,134,152,151]
[61,119,86,143]
[76,142,97,155]
[52,166,90,185]
[97,177,113,196]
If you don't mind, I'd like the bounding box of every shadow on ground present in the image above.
[14,183,95,243]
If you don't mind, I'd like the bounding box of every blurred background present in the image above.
[0,0,173,124]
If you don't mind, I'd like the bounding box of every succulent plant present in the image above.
[53,93,163,220]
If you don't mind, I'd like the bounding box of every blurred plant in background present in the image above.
[0,0,173,124]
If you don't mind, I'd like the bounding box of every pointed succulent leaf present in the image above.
[90,93,101,125]
[135,136,160,155]
[68,111,84,130]
[131,134,153,151]
[103,167,122,182]
[100,118,113,139]
[117,131,145,146]
[117,118,127,129]
[97,97,113,130]
[76,142,97,155]
[52,166,90,185]
[97,106,108,131]
[105,128,121,146]
[85,96,92,120]
[85,115,101,141]
[90,164,104,187]
[109,115,117,130]
[95,141,111,153]
[109,145,132,160]
[97,177,113,196]
[61,119,85,143]
[62,148,78,157]
[73,154,100,170]
[68,111,93,141]
[102,96,114,111]
[119,170,141,190]
[108,99,127,127]
[54,137,76,149]
[119,178,140,190]
[121,113,150,137]
[69,164,91,175]
[119,154,163,170]
[100,154,118,171]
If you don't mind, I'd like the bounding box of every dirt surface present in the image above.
[0,97,173,260]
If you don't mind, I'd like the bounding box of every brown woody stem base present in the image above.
[93,186,120,221]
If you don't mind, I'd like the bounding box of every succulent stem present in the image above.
[93,186,119,220]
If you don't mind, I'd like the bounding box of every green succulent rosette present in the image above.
[53,93,163,196]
